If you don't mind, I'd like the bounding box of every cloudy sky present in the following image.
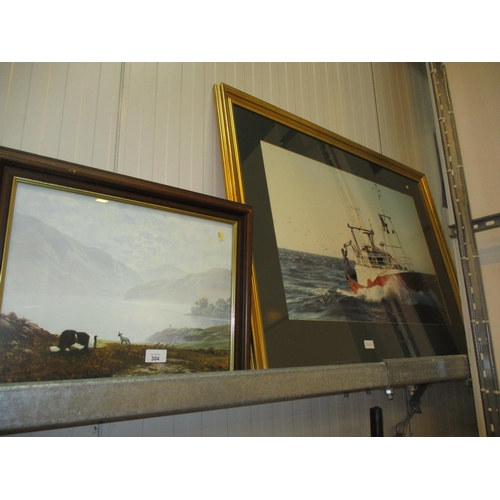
[11,181,234,275]
[261,141,436,276]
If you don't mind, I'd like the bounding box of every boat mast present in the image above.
[373,186,413,271]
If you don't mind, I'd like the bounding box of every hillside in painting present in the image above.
[6,213,143,296]
[0,312,229,383]
[5,214,230,305]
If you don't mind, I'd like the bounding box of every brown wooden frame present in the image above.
[0,146,253,386]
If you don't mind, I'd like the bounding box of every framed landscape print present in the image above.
[0,147,252,385]
[215,83,467,369]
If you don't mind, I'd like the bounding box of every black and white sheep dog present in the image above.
[50,330,90,352]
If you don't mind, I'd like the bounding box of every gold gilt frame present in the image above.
[215,83,466,370]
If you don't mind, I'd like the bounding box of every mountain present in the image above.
[139,263,186,283]
[124,267,231,304]
[5,213,143,296]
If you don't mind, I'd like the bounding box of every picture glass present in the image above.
[225,101,466,367]
[261,141,449,325]
[0,180,237,383]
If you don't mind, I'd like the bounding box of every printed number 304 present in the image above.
[145,349,167,363]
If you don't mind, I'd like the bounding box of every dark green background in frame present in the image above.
[232,104,467,368]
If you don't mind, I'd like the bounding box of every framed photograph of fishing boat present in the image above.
[0,146,253,389]
[215,83,467,369]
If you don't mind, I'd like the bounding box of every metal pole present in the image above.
[370,406,384,437]
[428,62,500,436]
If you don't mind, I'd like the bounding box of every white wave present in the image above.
[338,275,440,306]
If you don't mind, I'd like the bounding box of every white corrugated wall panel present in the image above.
[118,62,159,180]
[0,62,32,150]
[114,62,384,196]
[271,400,295,436]
[0,62,478,437]
[0,62,122,170]
[227,405,253,437]
[200,408,228,437]
[372,62,449,233]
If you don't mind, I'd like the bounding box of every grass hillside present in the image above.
[0,312,230,383]
[147,324,230,350]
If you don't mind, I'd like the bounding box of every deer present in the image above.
[118,331,131,348]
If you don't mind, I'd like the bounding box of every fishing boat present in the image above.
[341,188,426,294]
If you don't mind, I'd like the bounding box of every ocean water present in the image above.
[278,247,449,325]
[1,294,227,343]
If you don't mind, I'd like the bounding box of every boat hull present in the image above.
[347,265,426,294]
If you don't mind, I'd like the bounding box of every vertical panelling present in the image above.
[407,63,446,209]
[173,411,203,437]
[372,62,450,230]
[334,394,349,436]
[0,62,32,150]
[141,415,175,437]
[316,62,381,152]
[292,398,313,436]
[92,63,123,172]
[372,62,405,163]
[320,62,338,135]
[160,62,183,188]
[250,62,264,103]
[277,63,290,114]
[259,62,274,107]
[100,418,145,437]
[118,62,159,180]
[178,63,206,193]
[309,396,332,437]
[118,61,206,187]
[348,391,368,436]
[271,400,295,436]
[148,63,172,185]
[58,63,97,165]
[0,62,121,170]
[250,403,275,437]
[355,63,383,152]
[202,63,221,197]
[201,408,229,437]
[372,63,436,174]
[345,64,373,151]
[21,63,63,156]
[227,405,253,437]
[326,392,341,436]
[58,63,109,167]
[113,62,383,196]
[293,63,313,125]
[322,63,343,138]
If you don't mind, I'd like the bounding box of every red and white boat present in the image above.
[341,189,425,294]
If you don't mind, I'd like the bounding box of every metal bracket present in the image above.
[408,384,428,415]
[449,212,500,238]
[395,384,429,436]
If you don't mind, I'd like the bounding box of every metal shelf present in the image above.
[0,354,469,434]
